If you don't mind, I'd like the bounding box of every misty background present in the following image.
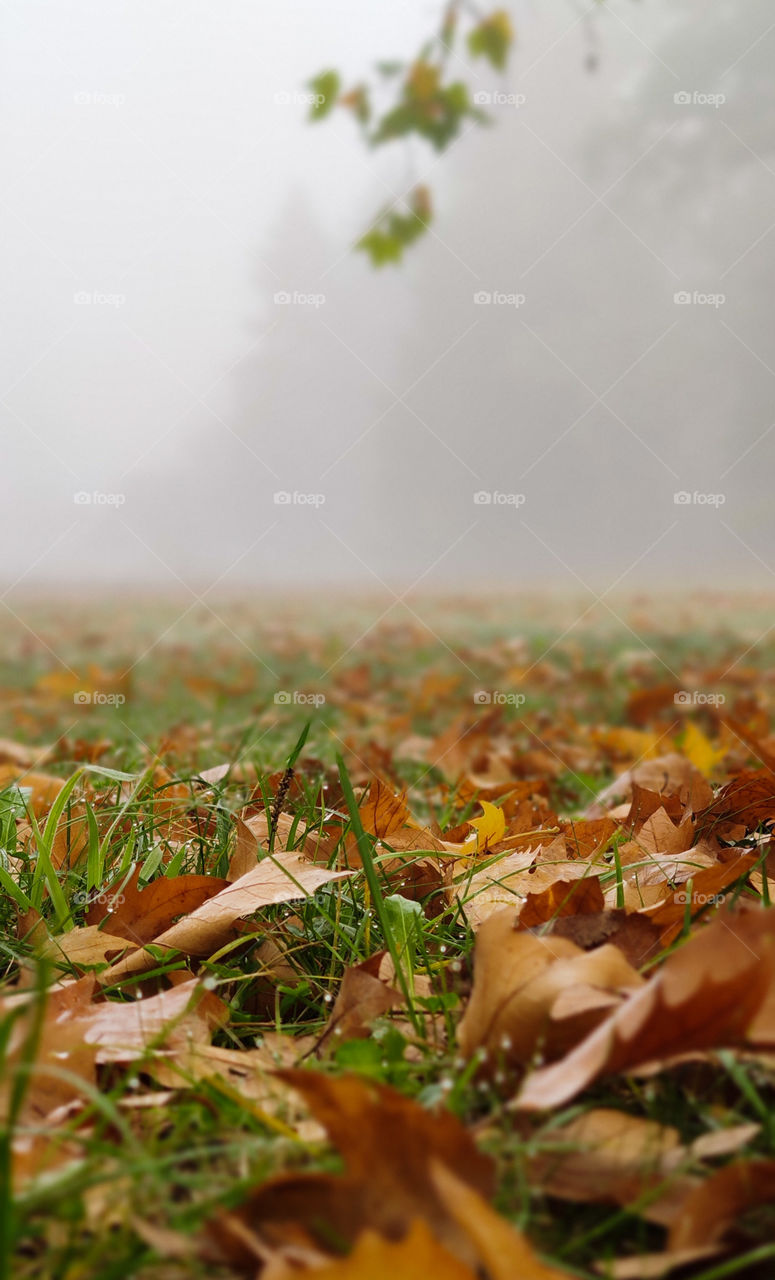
[2,0,774,596]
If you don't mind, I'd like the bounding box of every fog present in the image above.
[2,0,774,595]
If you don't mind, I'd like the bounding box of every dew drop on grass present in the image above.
[202,975,217,990]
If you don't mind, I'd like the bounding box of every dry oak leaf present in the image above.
[431,1160,572,1280]
[230,811,337,879]
[205,1069,494,1270]
[77,977,228,1061]
[517,906,775,1111]
[696,768,775,840]
[316,951,404,1052]
[548,909,661,968]
[458,910,643,1071]
[42,924,139,968]
[359,777,409,837]
[452,847,541,929]
[103,854,352,979]
[263,1220,476,1280]
[645,850,759,947]
[0,763,64,815]
[667,1157,775,1250]
[560,817,617,860]
[602,1158,775,1279]
[0,738,52,768]
[85,865,229,944]
[518,875,605,930]
[587,753,711,817]
[527,1109,684,1212]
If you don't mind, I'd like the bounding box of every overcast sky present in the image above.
[2,0,774,594]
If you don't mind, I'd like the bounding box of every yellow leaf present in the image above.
[680,722,726,777]
[463,801,506,854]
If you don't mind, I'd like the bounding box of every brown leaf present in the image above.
[458,910,643,1070]
[42,924,139,968]
[518,875,605,929]
[206,1070,494,1269]
[317,952,404,1051]
[696,768,775,839]
[103,855,353,978]
[528,1109,683,1210]
[431,1161,575,1280]
[0,763,64,815]
[667,1157,775,1249]
[517,906,775,1110]
[549,910,661,968]
[230,811,336,879]
[85,866,229,944]
[359,777,409,837]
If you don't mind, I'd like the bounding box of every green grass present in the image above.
[3,595,775,1278]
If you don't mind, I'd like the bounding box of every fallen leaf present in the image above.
[517,906,775,1110]
[458,910,643,1071]
[104,854,353,978]
[205,1070,494,1269]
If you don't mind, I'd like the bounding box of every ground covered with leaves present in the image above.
[4,593,775,1280]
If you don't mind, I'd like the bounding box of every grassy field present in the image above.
[4,592,775,1279]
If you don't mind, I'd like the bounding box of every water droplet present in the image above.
[500,1034,512,1051]
[203,975,217,990]
[323,993,333,1003]
[53,1050,70,1060]
[439,944,447,953]
[440,1077,453,1092]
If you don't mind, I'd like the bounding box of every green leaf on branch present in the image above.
[308,70,341,120]
[467,10,514,70]
[358,186,433,267]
